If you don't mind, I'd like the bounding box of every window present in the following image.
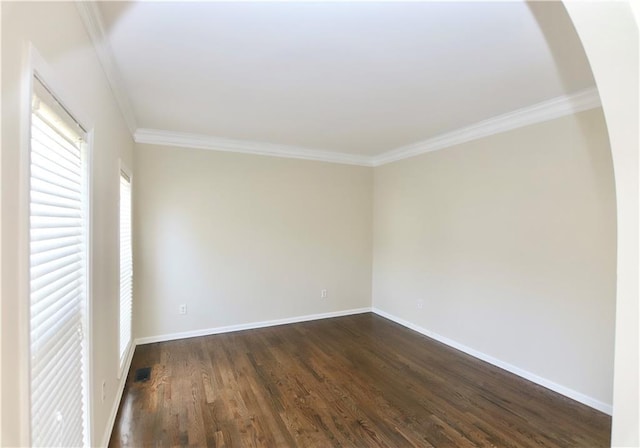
[29,76,88,447]
[119,167,132,370]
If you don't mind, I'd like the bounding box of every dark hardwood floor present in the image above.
[109,313,611,447]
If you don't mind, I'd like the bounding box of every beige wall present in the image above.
[133,145,372,340]
[372,108,616,408]
[0,2,625,445]
[1,2,134,446]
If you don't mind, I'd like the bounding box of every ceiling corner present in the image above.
[75,0,138,136]
[371,86,602,166]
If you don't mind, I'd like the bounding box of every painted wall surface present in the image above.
[372,108,616,409]
[133,144,373,340]
[564,2,640,445]
[0,2,629,446]
[1,2,134,446]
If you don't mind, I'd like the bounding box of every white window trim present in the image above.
[118,159,134,380]
[20,43,94,447]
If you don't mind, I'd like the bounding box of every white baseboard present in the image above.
[100,342,135,448]
[371,307,613,416]
[135,307,372,345]
[100,307,369,446]
[103,305,610,447]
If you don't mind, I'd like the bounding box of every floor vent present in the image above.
[134,367,151,382]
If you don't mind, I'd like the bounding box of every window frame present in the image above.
[118,160,133,379]
[20,43,94,447]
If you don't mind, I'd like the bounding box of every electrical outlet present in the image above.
[179,304,187,315]
[101,380,106,403]
[320,289,328,299]
[417,299,424,309]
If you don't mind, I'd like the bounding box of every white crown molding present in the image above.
[134,88,600,167]
[75,1,138,136]
[134,128,374,167]
[72,7,600,168]
[371,87,602,166]
[72,4,599,165]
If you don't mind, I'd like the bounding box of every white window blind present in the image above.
[29,77,87,447]
[119,170,132,367]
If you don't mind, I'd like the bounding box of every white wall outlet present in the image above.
[417,299,424,309]
[179,304,187,315]
[320,289,328,299]
[101,380,106,403]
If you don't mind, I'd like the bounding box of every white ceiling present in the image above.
[96,1,595,158]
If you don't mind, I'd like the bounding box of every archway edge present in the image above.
[563,2,639,446]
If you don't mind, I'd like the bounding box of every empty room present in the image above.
[1,1,638,447]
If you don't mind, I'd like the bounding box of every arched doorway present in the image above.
[564,3,639,446]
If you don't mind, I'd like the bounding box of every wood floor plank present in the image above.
[109,313,611,447]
